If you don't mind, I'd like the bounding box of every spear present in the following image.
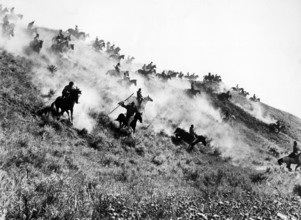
[108,93,134,115]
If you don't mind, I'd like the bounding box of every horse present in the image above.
[217,92,232,101]
[92,41,105,51]
[118,78,137,87]
[156,73,172,81]
[106,69,122,77]
[269,121,285,133]
[186,88,201,97]
[174,127,207,150]
[2,23,15,38]
[50,41,74,53]
[67,28,88,40]
[137,68,156,77]
[250,95,260,102]
[28,40,43,54]
[115,111,143,133]
[278,153,301,171]
[109,54,125,61]
[125,56,135,64]
[50,88,81,123]
[222,112,236,126]
[127,95,153,112]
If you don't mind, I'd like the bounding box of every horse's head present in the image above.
[134,111,143,123]
[202,136,207,146]
[144,95,153,102]
[174,128,180,134]
[70,88,82,103]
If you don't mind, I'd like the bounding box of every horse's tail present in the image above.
[278,158,283,165]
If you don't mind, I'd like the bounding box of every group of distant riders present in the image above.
[3,5,299,165]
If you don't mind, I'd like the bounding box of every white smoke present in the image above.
[231,92,275,124]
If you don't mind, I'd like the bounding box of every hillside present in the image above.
[1,7,301,220]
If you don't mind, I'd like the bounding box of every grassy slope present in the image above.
[1,49,301,220]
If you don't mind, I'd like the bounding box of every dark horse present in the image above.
[115,111,143,133]
[278,153,301,171]
[217,91,232,101]
[50,37,74,53]
[28,40,43,54]
[174,127,207,150]
[51,88,81,123]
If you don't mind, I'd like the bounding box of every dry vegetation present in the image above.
[1,49,301,220]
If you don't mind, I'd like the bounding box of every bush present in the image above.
[249,172,267,184]
[293,184,301,197]
[135,145,145,156]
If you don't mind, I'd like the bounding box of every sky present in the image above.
[2,0,301,118]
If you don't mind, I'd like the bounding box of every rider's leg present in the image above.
[127,115,134,127]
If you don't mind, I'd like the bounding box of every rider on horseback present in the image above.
[137,88,143,104]
[118,101,138,127]
[289,141,300,159]
[123,71,130,80]
[56,30,65,43]
[62,81,74,100]
[191,81,195,91]
[34,33,39,41]
[189,124,199,148]
[146,62,153,70]
[114,63,121,73]
[189,125,197,139]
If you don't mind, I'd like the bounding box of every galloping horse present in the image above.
[109,54,125,61]
[2,23,15,38]
[278,153,301,171]
[217,91,232,101]
[67,28,88,40]
[127,95,153,112]
[51,40,74,53]
[28,40,43,54]
[115,111,143,133]
[118,78,137,87]
[51,88,81,123]
[174,127,207,150]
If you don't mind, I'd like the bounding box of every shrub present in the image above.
[249,172,267,184]
[293,184,301,197]
[135,145,145,156]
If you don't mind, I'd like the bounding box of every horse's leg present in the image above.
[287,163,292,171]
[295,164,300,171]
[188,143,194,152]
[65,110,70,122]
[70,108,73,124]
